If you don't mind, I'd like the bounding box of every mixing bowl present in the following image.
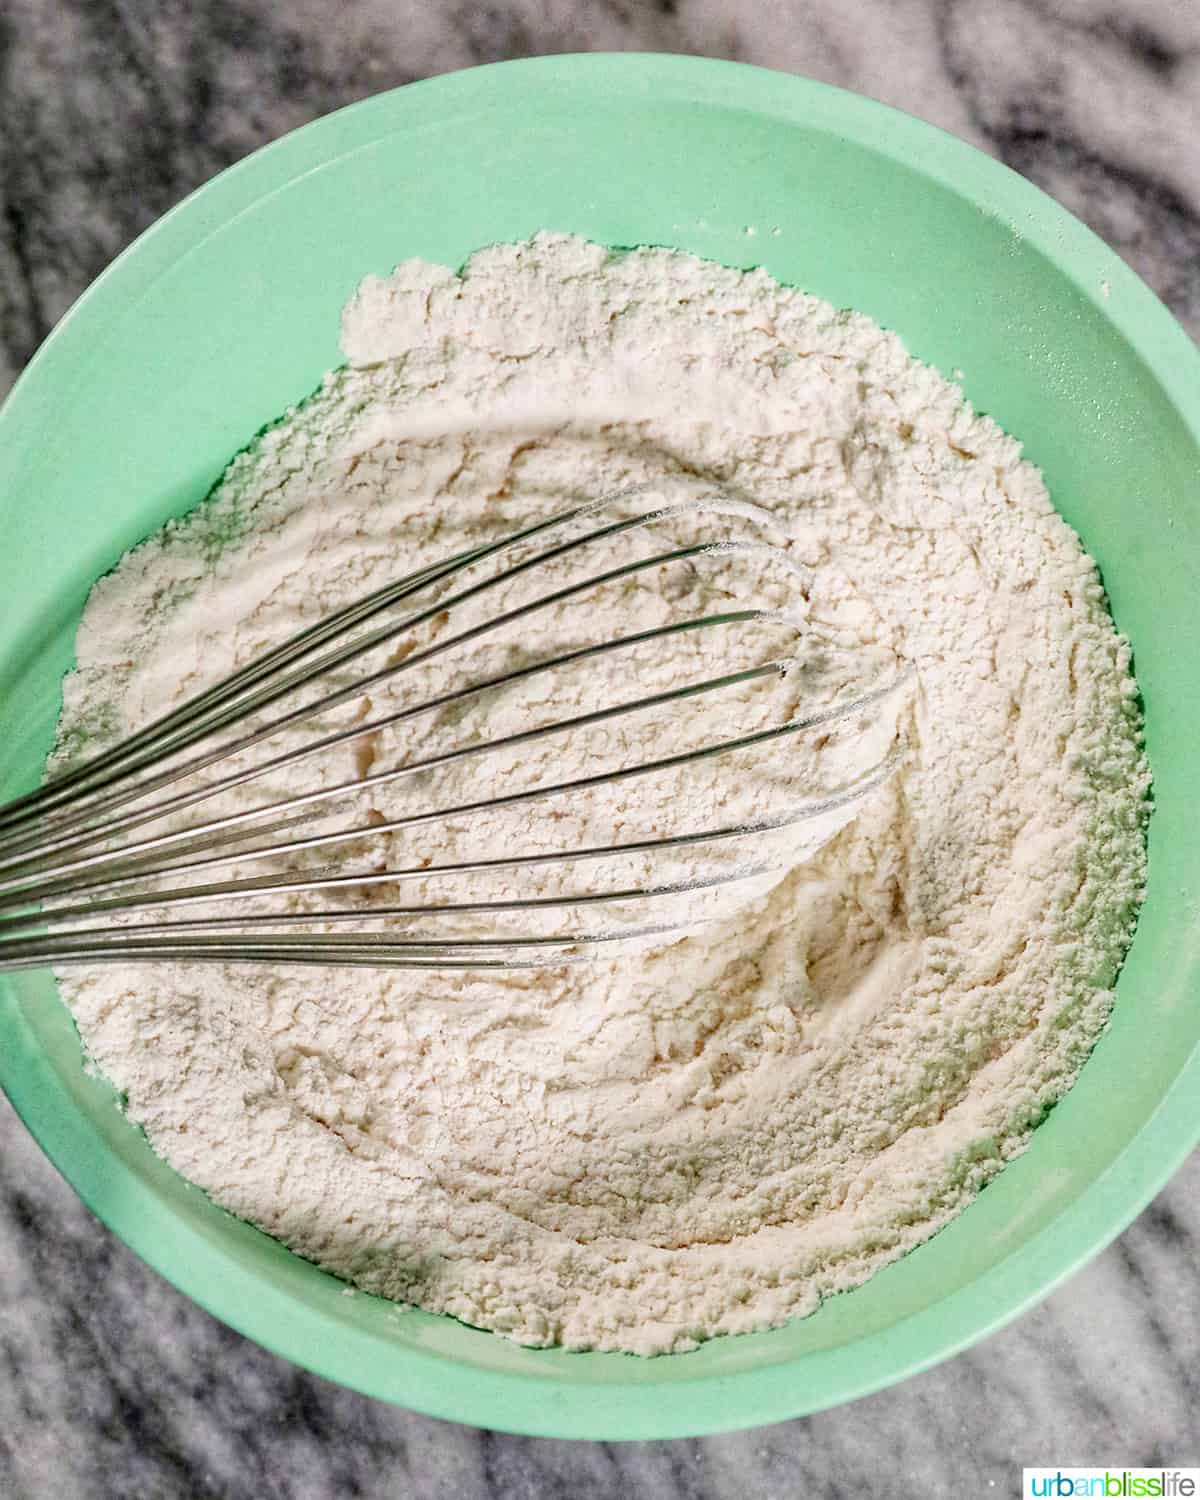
[1,55,1198,1440]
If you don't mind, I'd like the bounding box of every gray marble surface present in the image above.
[1,0,1198,1494]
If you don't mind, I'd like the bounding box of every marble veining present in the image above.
[1,1,1198,1494]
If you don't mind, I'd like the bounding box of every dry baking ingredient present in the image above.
[53,235,1149,1354]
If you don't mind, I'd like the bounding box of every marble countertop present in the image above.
[2,1,1198,1494]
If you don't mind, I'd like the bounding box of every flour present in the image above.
[53,234,1149,1355]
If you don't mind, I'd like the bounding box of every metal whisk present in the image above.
[0,484,909,972]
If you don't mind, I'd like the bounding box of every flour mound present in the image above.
[55,235,1149,1355]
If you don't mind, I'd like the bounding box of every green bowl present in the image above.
[1,55,1198,1440]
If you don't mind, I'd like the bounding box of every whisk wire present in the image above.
[0,485,908,971]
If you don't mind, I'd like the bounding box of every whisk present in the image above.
[0,483,909,972]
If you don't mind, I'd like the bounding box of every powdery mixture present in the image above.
[54,235,1148,1354]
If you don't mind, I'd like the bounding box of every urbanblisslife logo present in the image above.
[1024,1472,1200,1498]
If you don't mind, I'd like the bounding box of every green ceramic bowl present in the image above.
[1,55,1198,1440]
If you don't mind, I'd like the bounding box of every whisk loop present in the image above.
[0,482,910,971]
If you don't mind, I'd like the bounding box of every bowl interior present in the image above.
[2,55,1199,1439]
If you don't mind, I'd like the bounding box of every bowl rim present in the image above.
[2,52,1199,1440]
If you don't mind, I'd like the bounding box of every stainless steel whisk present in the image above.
[0,485,907,972]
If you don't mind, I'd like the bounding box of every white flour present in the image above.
[53,235,1148,1354]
